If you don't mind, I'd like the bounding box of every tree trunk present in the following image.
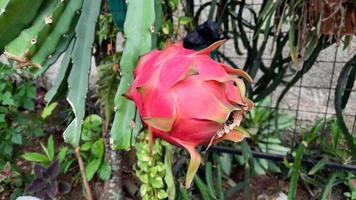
[100,131,124,200]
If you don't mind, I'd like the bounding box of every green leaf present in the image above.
[85,159,102,181]
[343,35,352,49]
[331,119,341,148]
[0,113,5,122]
[98,161,111,181]
[194,175,211,200]
[321,173,339,200]
[157,189,168,199]
[41,102,58,119]
[22,153,48,163]
[91,139,104,160]
[205,162,217,199]
[140,184,149,196]
[40,142,51,161]
[287,120,322,200]
[151,176,164,189]
[138,174,149,184]
[180,186,190,200]
[168,0,178,9]
[178,16,191,25]
[253,159,266,176]
[308,157,327,175]
[83,114,102,129]
[220,153,232,175]
[11,134,22,145]
[0,83,6,92]
[80,142,92,151]
[57,147,68,163]
[0,92,14,105]
[47,135,55,161]
[215,154,224,200]
[64,159,75,173]
[164,144,175,200]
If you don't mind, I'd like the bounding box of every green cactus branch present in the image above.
[63,0,102,147]
[0,0,44,51]
[44,38,75,104]
[5,0,67,66]
[31,0,83,67]
[110,0,157,150]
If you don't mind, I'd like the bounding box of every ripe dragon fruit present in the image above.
[126,40,253,188]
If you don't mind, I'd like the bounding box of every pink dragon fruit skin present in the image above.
[126,40,253,188]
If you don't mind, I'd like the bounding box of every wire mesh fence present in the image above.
[195,0,355,131]
[192,0,356,167]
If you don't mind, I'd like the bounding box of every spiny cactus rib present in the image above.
[31,0,83,67]
[4,0,67,67]
[110,0,156,150]
[44,38,75,104]
[33,31,75,77]
[0,0,44,52]
[63,0,102,147]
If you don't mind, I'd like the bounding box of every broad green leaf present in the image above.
[83,114,102,129]
[254,158,266,176]
[157,189,168,199]
[85,159,102,181]
[220,153,232,175]
[139,174,149,184]
[80,142,92,151]
[151,176,164,189]
[91,139,104,160]
[98,161,111,181]
[11,134,22,145]
[22,153,48,163]
[140,184,149,196]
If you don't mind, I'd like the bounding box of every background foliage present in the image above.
[0,0,355,199]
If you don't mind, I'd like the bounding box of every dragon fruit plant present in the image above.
[126,40,254,188]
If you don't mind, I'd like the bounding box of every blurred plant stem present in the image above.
[74,147,94,200]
